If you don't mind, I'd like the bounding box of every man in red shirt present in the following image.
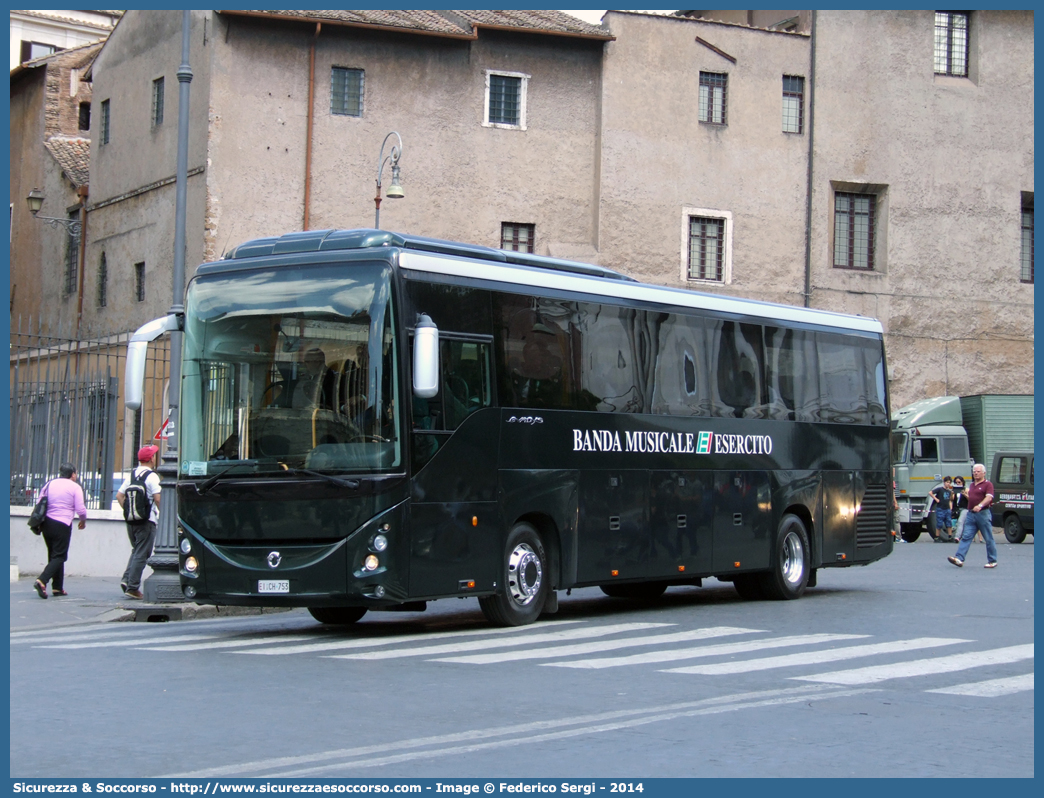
[948,463,998,568]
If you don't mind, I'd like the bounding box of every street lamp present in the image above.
[26,188,82,239]
[374,131,403,229]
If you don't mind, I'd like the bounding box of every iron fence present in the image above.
[10,317,171,510]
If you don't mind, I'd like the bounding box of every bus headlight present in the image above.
[372,534,388,552]
[184,556,199,573]
[180,538,192,554]
[363,554,379,571]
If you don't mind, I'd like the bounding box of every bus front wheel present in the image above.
[759,514,810,600]
[479,522,548,627]
[308,606,367,625]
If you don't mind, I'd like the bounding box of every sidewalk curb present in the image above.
[124,603,295,623]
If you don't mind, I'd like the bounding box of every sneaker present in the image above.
[984,562,998,569]
[120,582,127,594]
[947,556,964,568]
[124,588,144,600]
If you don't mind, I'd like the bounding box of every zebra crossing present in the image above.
[10,617,1033,695]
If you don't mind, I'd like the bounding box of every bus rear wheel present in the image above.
[308,606,367,625]
[479,522,548,627]
[759,514,810,600]
[600,582,668,600]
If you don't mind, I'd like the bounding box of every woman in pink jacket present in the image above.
[34,462,87,598]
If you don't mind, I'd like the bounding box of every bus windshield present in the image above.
[180,261,401,477]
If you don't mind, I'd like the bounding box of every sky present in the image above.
[560,10,678,24]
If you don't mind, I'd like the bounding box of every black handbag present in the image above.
[28,483,50,534]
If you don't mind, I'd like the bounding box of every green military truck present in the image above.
[891,395,1033,542]
[891,397,972,542]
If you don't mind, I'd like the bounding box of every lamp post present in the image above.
[26,189,82,239]
[373,131,403,229]
[143,9,193,603]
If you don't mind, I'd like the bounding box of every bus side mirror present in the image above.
[125,314,181,410]
[413,313,439,399]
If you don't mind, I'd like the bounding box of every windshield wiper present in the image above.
[195,462,256,495]
[194,463,360,494]
[285,468,360,489]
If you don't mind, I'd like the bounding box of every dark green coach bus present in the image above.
[125,229,893,626]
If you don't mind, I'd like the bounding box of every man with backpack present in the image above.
[116,445,162,599]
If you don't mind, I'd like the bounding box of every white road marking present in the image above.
[544,632,870,669]
[327,622,673,660]
[926,672,1034,697]
[10,627,163,645]
[795,644,1035,685]
[663,637,969,675]
[236,619,583,656]
[34,634,222,649]
[432,626,762,664]
[159,684,877,778]
[139,634,319,652]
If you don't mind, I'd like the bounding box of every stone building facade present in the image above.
[22,9,1035,409]
[10,42,101,332]
[9,9,118,69]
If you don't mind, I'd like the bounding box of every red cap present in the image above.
[138,445,160,462]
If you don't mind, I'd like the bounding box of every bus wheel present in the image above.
[308,606,367,625]
[759,514,810,600]
[479,523,548,627]
[1004,515,1027,544]
[732,574,765,601]
[600,582,668,600]
[900,523,922,543]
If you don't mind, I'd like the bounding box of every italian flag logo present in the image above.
[696,431,713,454]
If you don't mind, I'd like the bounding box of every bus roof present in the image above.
[217,228,884,335]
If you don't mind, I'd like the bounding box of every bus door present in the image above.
[577,470,651,583]
[409,337,499,597]
[649,471,714,577]
[711,471,772,573]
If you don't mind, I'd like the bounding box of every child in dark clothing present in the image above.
[930,477,955,542]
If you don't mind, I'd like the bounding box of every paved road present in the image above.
[10,539,1033,778]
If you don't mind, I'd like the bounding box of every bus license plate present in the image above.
[258,580,289,594]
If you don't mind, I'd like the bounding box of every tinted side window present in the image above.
[441,340,492,429]
[862,338,888,426]
[404,281,492,335]
[495,294,572,410]
[653,312,709,416]
[816,332,868,424]
[764,326,818,421]
[573,301,641,412]
[715,321,765,418]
